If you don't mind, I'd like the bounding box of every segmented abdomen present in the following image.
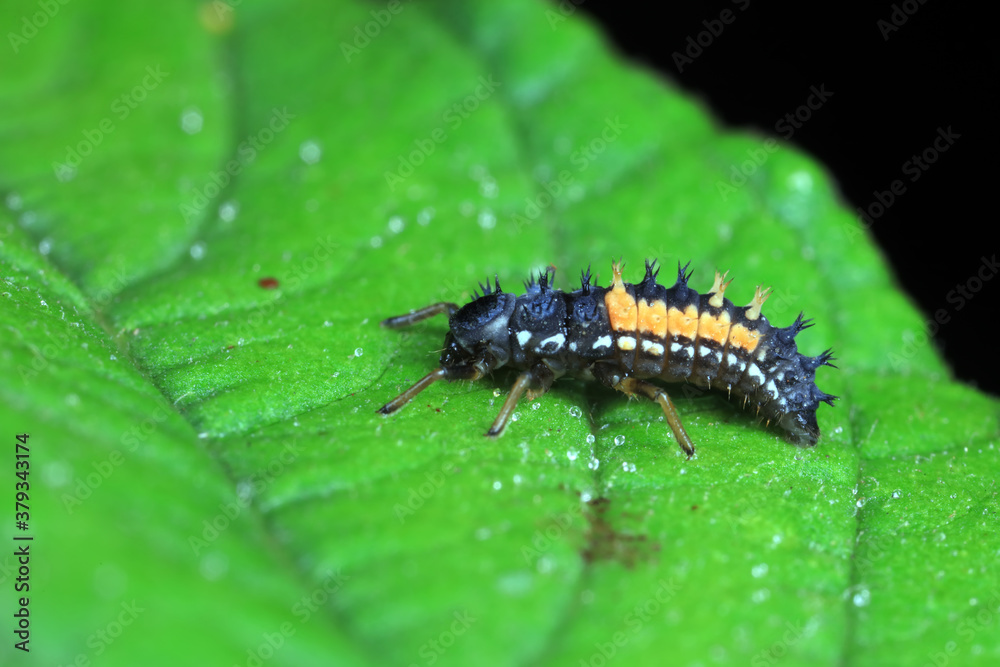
[603,260,828,426]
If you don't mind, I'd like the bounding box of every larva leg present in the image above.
[380,302,458,329]
[378,364,483,415]
[486,363,555,437]
[592,363,695,457]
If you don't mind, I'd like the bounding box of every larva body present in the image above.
[379,260,836,456]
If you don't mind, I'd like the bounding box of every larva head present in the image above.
[776,350,838,445]
[778,409,821,446]
[447,281,516,367]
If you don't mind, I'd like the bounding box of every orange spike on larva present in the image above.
[745,285,772,320]
[708,270,732,308]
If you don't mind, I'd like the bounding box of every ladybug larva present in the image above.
[378,260,836,456]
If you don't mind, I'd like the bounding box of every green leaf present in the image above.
[2,1,997,665]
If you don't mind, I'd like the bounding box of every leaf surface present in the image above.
[1,1,997,665]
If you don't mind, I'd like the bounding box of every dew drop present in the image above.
[180,107,203,135]
[613,435,625,447]
[568,406,582,418]
[388,215,405,234]
[55,164,76,182]
[891,490,902,499]
[567,449,579,462]
[852,588,871,607]
[585,434,596,445]
[41,460,72,487]
[492,480,502,491]
[417,207,435,225]
[587,457,600,470]
[480,180,499,199]
[219,200,239,222]
[477,208,496,230]
[199,552,229,581]
[299,139,322,165]
[752,563,769,578]
[353,347,363,357]
[189,242,206,260]
[531,402,540,410]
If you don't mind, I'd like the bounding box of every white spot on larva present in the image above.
[641,340,664,355]
[714,351,723,364]
[699,346,713,358]
[766,380,778,398]
[748,364,765,385]
[670,342,683,353]
[569,341,578,352]
[538,333,565,351]
[727,353,739,367]
[757,348,770,361]
[617,336,636,351]
[516,330,532,347]
[592,335,612,350]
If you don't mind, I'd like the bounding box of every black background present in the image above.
[577,1,998,395]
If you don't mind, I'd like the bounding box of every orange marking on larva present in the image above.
[605,262,637,332]
[697,310,732,345]
[728,323,761,353]
[637,299,667,336]
[667,304,699,340]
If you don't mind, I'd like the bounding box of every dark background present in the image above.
[579,1,998,395]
